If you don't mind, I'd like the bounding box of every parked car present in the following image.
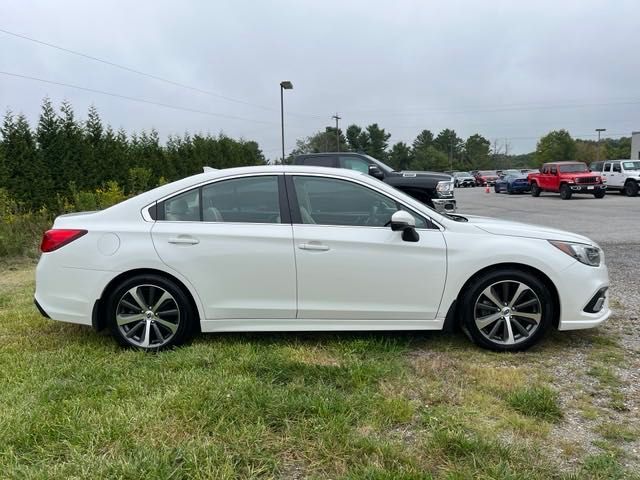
[528,162,606,200]
[293,152,456,212]
[590,159,640,197]
[453,171,476,187]
[474,170,499,186]
[35,165,610,352]
[494,173,531,194]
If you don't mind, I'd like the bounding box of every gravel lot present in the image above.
[454,186,640,468]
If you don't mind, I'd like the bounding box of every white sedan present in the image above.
[35,165,610,351]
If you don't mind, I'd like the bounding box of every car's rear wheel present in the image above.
[460,269,554,351]
[530,183,541,197]
[560,184,572,200]
[107,274,196,350]
[625,181,639,197]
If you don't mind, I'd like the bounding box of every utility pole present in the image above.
[279,81,293,164]
[596,128,606,162]
[449,139,453,172]
[332,113,341,151]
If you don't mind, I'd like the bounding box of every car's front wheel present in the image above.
[560,184,572,200]
[530,183,541,197]
[106,274,196,350]
[460,269,554,351]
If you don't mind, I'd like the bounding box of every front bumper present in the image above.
[569,184,606,192]
[556,260,610,331]
[432,198,457,213]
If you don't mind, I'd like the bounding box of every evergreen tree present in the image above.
[36,98,62,200]
[365,124,391,160]
[388,142,412,171]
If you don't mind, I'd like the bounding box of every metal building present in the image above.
[632,131,640,159]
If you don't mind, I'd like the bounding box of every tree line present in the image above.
[0,98,267,211]
[289,125,631,172]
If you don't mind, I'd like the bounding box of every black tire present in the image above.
[494,184,500,193]
[593,190,606,199]
[460,268,555,352]
[507,185,513,195]
[560,184,572,200]
[106,273,196,350]
[530,183,541,197]
[624,181,639,197]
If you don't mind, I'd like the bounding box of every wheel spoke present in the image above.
[128,287,148,310]
[117,313,145,326]
[513,298,538,310]
[140,320,151,348]
[504,317,516,344]
[152,322,164,342]
[157,308,178,317]
[155,318,178,334]
[512,311,541,324]
[487,318,503,339]
[481,286,504,309]
[120,299,141,312]
[511,318,530,337]
[509,282,530,308]
[125,321,144,338]
[476,311,503,329]
[152,291,173,314]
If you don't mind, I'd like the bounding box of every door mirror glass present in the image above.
[368,165,384,179]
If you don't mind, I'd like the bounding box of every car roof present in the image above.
[544,161,586,165]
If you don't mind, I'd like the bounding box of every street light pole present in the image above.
[596,128,606,162]
[280,81,293,164]
[332,113,341,151]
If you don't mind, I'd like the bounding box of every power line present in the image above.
[0,27,325,120]
[343,98,640,117]
[0,71,276,124]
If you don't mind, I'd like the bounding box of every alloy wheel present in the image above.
[115,284,180,348]
[473,280,542,346]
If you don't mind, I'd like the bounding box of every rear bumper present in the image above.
[35,255,113,326]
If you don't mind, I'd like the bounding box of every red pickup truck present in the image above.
[528,161,606,200]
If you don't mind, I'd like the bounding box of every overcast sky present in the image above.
[1,0,639,159]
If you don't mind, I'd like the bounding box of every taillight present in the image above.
[40,229,88,253]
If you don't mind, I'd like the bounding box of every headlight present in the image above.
[549,240,601,267]
[437,181,453,192]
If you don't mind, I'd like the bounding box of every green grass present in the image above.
[506,386,563,421]
[0,260,638,479]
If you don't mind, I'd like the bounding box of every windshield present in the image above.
[455,172,472,177]
[558,164,588,173]
[478,170,497,176]
[622,161,640,171]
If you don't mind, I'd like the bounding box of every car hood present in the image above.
[461,215,594,244]
[399,171,452,181]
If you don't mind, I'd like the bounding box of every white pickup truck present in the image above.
[590,159,640,197]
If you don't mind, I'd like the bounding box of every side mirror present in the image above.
[389,211,419,242]
[368,165,384,180]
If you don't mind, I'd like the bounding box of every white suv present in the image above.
[591,159,640,197]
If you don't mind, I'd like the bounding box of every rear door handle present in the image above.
[298,242,330,251]
[168,236,200,245]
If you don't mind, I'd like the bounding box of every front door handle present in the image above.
[168,236,200,245]
[298,242,330,251]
